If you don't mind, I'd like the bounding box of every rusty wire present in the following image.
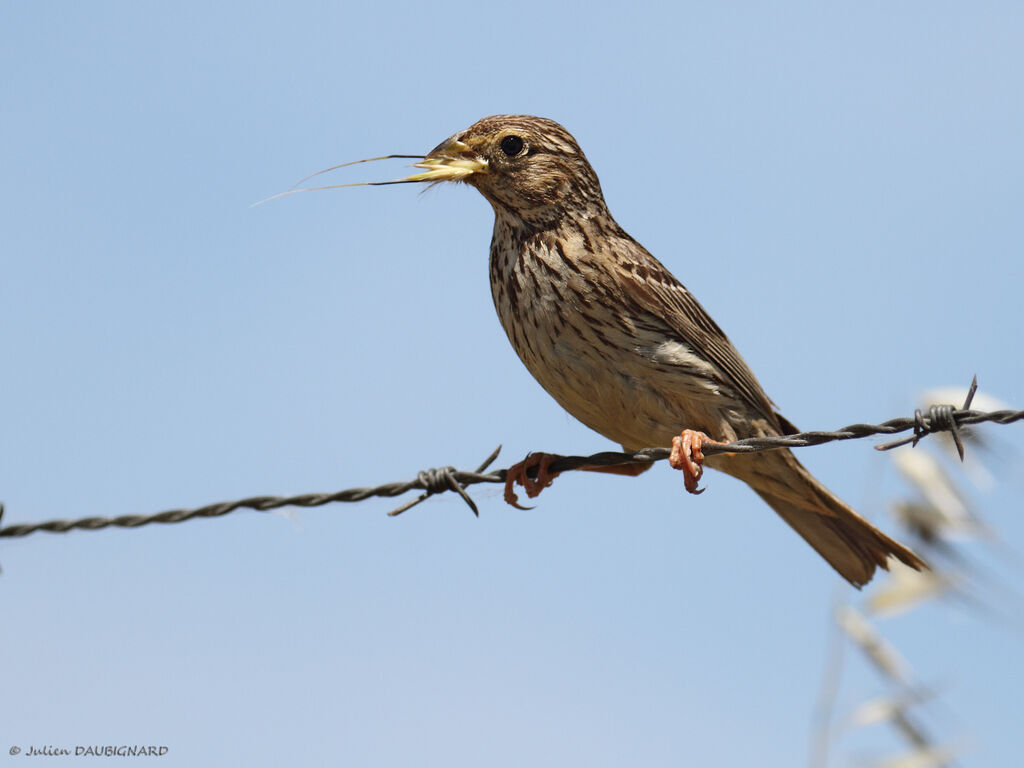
[1,378,1021,540]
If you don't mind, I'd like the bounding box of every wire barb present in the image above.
[874,375,980,458]
[0,378,1020,541]
[387,445,502,517]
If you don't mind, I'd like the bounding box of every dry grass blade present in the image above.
[251,154,426,206]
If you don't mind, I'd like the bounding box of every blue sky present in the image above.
[2,3,1022,766]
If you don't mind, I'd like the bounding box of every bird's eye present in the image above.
[500,135,526,157]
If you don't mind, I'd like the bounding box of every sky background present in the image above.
[2,2,1022,766]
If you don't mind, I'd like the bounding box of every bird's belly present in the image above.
[499,297,731,450]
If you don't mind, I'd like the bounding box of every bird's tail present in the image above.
[715,449,926,588]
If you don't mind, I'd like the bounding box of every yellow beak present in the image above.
[401,140,488,183]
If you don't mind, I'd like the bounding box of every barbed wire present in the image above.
[1,378,1021,540]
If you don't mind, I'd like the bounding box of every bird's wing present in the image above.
[612,241,783,429]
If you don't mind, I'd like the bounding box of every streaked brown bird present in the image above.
[396,114,924,587]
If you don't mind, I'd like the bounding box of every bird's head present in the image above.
[402,115,608,226]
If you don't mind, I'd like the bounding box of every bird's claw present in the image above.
[504,452,561,509]
[669,429,721,495]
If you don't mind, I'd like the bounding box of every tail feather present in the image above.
[754,488,924,588]
[715,449,926,588]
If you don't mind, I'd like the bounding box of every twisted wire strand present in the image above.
[1,400,1021,540]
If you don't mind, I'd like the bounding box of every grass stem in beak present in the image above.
[252,154,426,206]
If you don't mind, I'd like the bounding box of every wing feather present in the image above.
[611,240,783,430]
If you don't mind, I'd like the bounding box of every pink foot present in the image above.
[669,430,724,495]
[504,452,561,509]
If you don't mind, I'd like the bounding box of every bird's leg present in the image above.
[582,462,654,477]
[669,430,727,495]
[504,454,654,509]
[504,452,562,509]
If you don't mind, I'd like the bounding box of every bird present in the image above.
[391,114,924,587]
